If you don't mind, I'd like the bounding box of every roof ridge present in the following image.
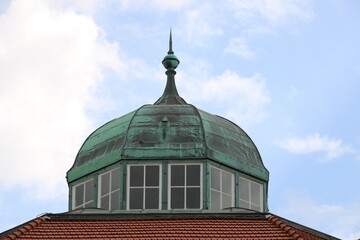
[3,216,47,240]
[267,215,305,240]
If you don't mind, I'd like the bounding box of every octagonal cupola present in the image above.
[67,31,269,213]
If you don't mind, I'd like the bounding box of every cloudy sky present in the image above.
[0,0,359,239]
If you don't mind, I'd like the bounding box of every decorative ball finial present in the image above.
[162,29,180,70]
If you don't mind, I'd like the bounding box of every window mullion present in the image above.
[82,184,86,208]
[184,166,187,209]
[108,171,112,207]
[143,166,146,209]
[97,178,101,208]
[232,175,234,207]
[249,181,252,207]
[219,170,222,208]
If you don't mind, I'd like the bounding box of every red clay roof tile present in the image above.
[1,212,338,240]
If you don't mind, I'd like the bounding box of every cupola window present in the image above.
[72,179,94,209]
[169,164,202,209]
[127,164,161,210]
[239,177,263,212]
[98,168,120,210]
[210,166,234,210]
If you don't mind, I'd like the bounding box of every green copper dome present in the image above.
[67,33,269,186]
[67,103,268,182]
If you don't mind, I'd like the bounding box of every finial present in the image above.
[168,29,174,54]
[162,29,180,70]
[155,30,186,105]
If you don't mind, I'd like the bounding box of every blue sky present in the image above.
[0,0,359,239]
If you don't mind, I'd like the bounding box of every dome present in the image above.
[66,32,269,213]
[67,64,268,185]
[67,102,268,183]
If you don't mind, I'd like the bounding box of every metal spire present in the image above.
[168,29,174,54]
[162,29,179,70]
[155,29,186,105]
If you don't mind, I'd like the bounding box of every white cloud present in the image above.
[276,191,360,240]
[49,0,105,15]
[0,0,123,199]
[180,68,270,125]
[118,0,194,11]
[115,0,313,50]
[224,0,314,49]
[277,133,354,161]
[225,37,256,59]
[179,4,223,47]
[227,0,313,26]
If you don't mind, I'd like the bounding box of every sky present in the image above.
[0,0,359,239]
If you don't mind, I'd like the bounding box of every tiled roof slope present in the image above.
[1,212,339,240]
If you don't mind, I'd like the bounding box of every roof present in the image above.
[67,102,268,183]
[66,35,269,183]
[1,211,339,240]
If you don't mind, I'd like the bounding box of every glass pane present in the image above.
[222,171,233,195]
[85,180,94,202]
[186,187,200,209]
[146,166,159,186]
[186,165,200,186]
[145,188,159,209]
[240,200,249,209]
[251,204,261,212]
[75,184,84,207]
[239,178,249,201]
[111,169,120,191]
[100,195,109,210]
[129,188,143,209]
[171,165,184,186]
[222,194,232,209]
[74,205,82,210]
[130,166,144,187]
[111,191,119,210]
[101,172,110,196]
[84,201,93,208]
[211,189,220,210]
[251,182,261,206]
[171,188,184,209]
[211,167,220,191]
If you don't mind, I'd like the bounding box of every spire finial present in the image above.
[162,29,179,70]
[168,29,174,54]
[155,30,186,105]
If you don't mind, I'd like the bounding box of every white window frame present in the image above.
[126,164,162,210]
[98,167,120,210]
[168,163,203,210]
[239,177,263,212]
[72,178,94,210]
[210,166,234,210]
